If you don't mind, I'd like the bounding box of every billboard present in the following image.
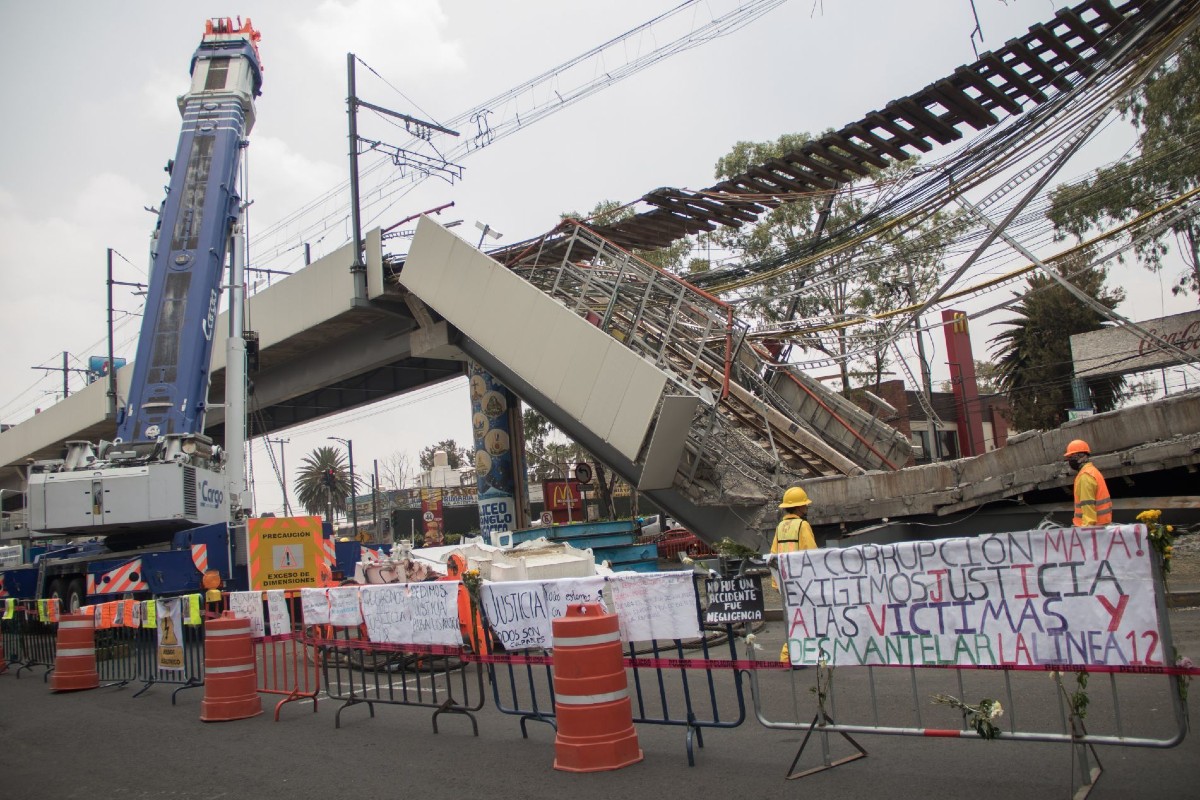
[1070,309,1200,379]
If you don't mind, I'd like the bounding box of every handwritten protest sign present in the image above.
[328,586,363,626]
[300,588,330,624]
[266,590,291,636]
[778,525,1161,668]
[704,576,764,624]
[480,576,604,650]
[607,572,700,642]
[229,591,266,638]
[359,582,461,646]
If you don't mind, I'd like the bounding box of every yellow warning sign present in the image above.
[248,516,324,591]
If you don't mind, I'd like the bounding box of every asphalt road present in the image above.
[2,608,1199,800]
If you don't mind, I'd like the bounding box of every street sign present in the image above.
[540,511,554,525]
[574,461,593,484]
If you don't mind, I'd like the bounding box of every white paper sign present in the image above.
[328,586,363,626]
[266,590,291,636]
[777,525,1162,668]
[359,582,461,646]
[300,588,330,625]
[229,591,266,638]
[606,571,700,642]
[480,576,605,650]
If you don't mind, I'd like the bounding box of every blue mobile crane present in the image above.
[0,19,277,610]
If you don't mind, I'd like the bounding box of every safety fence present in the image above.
[1,599,60,679]
[477,572,751,765]
[5,526,1200,791]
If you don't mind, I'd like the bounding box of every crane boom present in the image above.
[118,18,263,448]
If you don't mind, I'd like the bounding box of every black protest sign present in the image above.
[704,575,764,624]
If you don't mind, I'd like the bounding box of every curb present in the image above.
[1168,591,1200,609]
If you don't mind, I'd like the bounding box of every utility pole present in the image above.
[329,436,358,540]
[32,352,90,400]
[265,437,291,515]
[106,248,145,420]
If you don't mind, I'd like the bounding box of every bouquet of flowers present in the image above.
[931,693,1004,739]
[1136,509,1175,582]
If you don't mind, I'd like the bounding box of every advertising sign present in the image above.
[469,364,518,536]
[1071,309,1200,379]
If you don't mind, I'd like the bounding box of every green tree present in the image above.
[293,445,353,524]
[704,132,955,390]
[939,360,1004,394]
[988,260,1127,431]
[419,439,471,471]
[1047,31,1200,297]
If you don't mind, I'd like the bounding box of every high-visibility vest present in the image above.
[771,515,816,554]
[1073,462,1112,526]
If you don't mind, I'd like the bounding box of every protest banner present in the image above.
[778,525,1161,668]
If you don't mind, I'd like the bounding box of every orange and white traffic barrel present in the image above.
[551,602,643,772]
[200,611,262,722]
[50,612,100,692]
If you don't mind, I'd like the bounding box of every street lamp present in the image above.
[327,437,358,541]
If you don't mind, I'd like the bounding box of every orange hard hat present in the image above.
[1063,439,1090,458]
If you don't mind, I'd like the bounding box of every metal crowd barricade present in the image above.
[248,592,322,721]
[308,622,485,732]
[132,602,206,702]
[479,573,752,765]
[748,529,1198,796]
[92,616,141,688]
[7,601,59,680]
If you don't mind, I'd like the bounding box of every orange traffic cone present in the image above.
[551,603,643,773]
[50,612,100,692]
[200,612,262,722]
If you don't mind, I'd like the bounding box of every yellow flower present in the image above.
[1167,525,1175,533]
[1136,509,1162,522]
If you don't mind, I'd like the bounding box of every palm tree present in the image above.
[293,446,353,524]
[988,259,1126,432]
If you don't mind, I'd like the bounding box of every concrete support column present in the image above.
[468,363,528,540]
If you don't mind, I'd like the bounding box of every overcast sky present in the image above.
[1,0,1196,516]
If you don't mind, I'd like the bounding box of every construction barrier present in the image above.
[477,571,751,765]
[49,612,99,692]
[551,602,643,772]
[200,612,263,722]
[308,624,485,732]
[749,525,1196,796]
[218,589,321,720]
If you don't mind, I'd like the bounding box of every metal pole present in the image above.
[346,52,367,301]
[372,459,380,539]
[107,249,117,419]
[62,352,69,398]
[347,440,359,540]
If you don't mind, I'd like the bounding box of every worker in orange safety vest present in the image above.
[1064,438,1112,526]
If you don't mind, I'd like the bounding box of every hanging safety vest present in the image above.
[1073,461,1112,526]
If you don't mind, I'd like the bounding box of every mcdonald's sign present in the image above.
[543,479,583,512]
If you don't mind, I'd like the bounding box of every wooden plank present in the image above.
[1029,23,1097,78]
[841,123,911,161]
[929,81,998,129]
[762,158,839,190]
[1005,38,1075,93]
[863,111,934,153]
[894,98,962,144]
[805,141,873,177]
[951,65,1025,115]
[782,150,856,182]
[981,52,1048,103]
[819,133,890,169]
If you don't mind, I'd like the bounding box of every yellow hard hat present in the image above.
[1063,439,1090,458]
[779,486,811,508]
